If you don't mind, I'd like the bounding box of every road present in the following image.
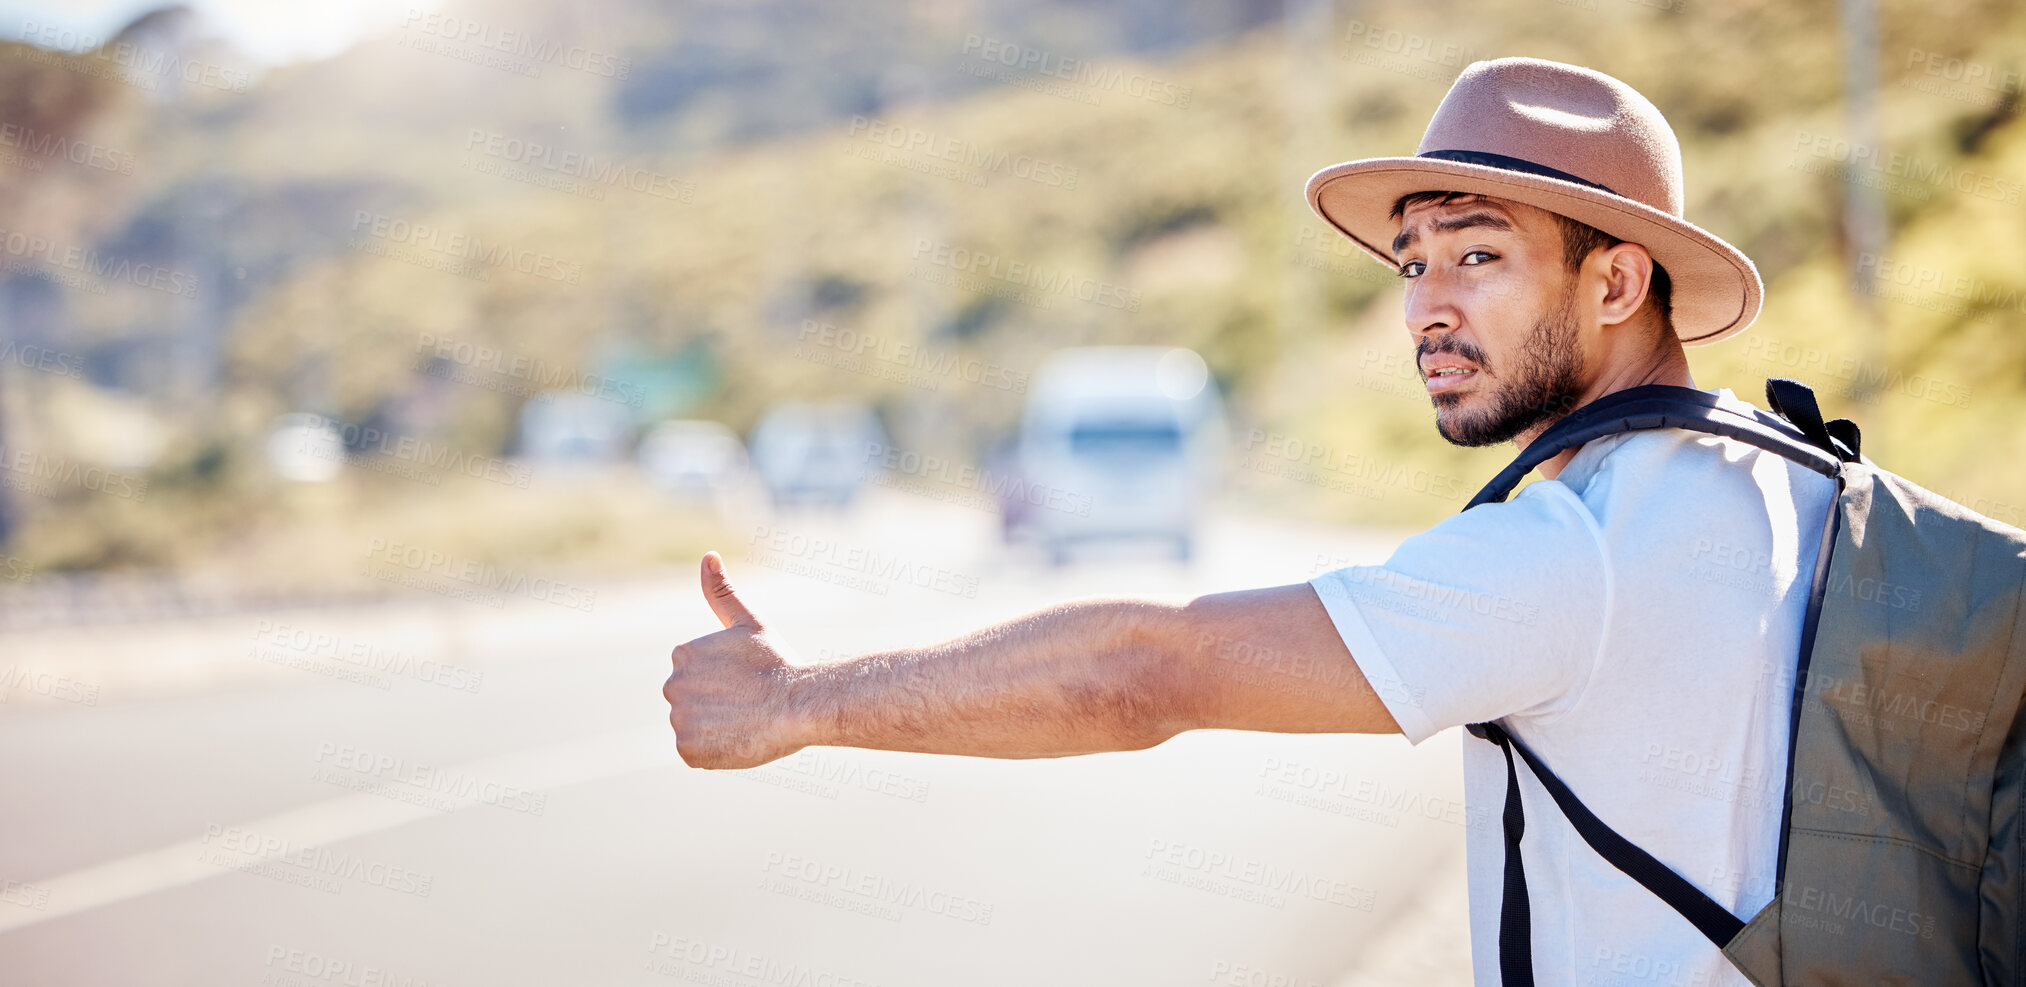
[0,489,1472,986]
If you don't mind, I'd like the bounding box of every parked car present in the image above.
[1014,347,1224,563]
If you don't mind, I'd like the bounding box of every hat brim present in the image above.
[1305,157,1762,345]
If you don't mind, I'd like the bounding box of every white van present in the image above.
[1015,347,1224,563]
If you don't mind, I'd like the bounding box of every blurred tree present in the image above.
[0,13,149,546]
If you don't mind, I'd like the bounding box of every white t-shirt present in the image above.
[1308,388,1838,987]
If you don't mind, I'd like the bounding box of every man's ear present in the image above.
[1595,242,1656,329]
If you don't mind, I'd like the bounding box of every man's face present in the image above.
[1391,194,1591,447]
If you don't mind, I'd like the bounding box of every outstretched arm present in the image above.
[662,553,1400,769]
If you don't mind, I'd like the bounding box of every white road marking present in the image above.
[0,726,679,935]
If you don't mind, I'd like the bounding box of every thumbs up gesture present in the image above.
[662,552,807,769]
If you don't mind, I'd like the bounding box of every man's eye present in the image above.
[1396,261,1424,278]
[1461,250,1496,265]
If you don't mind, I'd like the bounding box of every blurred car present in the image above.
[517,391,634,466]
[1015,346,1225,564]
[747,400,886,508]
[264,412,346,483]
[984,434,1032,543]
[636,419,750,497]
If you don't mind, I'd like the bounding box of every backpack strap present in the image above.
[1765,377,1863,464]
[1466,383,1843,509]
[1463,380,1851,985]
[1474,720,1539,986]
[1468,721,1749,958]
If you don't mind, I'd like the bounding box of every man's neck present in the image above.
[1522,344,1696,481]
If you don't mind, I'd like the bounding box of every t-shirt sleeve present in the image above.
[1307,481,1612,744]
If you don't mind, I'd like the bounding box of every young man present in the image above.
[663,57,1826,985]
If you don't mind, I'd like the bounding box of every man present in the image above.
[663,57,1831,985]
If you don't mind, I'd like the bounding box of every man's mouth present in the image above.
[1421,364,1479,394]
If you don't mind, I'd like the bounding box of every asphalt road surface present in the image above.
[0,489,1472,986]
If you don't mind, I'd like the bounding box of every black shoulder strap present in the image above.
[1465,379,1853,984]
[1764,377,1863,462]
[1469,721,1748,956]
[1466,382,1850,510]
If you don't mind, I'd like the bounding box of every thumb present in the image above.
[700,551,760,630]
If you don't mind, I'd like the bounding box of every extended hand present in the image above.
[662,552,806,769]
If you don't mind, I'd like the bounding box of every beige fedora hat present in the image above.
[1306,56,1761,345]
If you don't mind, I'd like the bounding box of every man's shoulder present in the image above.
[1405,472,1608,574]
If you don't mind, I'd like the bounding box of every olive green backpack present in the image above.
[1463,379,2026,986]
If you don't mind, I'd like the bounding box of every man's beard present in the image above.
[1423,279,1586,447]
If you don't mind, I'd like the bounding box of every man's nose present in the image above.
[1401,273,1461,339]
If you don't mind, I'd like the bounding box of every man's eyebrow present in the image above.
[1390,210,1517,259]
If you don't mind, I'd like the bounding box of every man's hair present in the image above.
[1390,190,1674,336]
